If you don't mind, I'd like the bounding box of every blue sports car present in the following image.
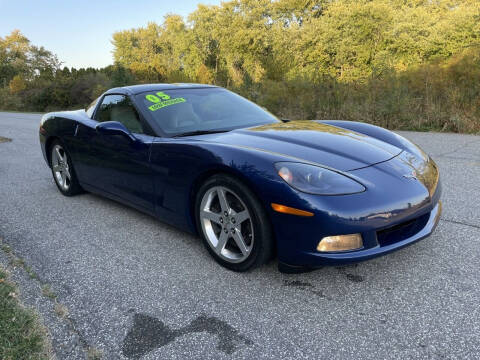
[39,84,441,272]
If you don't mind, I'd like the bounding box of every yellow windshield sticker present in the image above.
[156,92,170,100]
[147,97,186,111]
[145,92,185,111]
[146,94,160,103]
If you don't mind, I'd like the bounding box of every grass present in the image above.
[41,285,56,300]
[1,244,12,253]
[87,347,103,360]
[5,250,39,281]
[0,267,50,360]
[53,303,69,318]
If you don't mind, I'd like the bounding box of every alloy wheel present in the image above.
[51,144,71,191]
[199,186,254,263]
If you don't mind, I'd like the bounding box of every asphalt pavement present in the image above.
[0,111,479,359]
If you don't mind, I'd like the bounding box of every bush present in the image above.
[0,88,23,111]
[246,49,480,134]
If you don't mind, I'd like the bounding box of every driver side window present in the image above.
[95,95,145,134]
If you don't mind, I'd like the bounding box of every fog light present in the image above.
[317,234,363,252]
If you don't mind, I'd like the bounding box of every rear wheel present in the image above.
[50,140,82,196]
[196,174,273,271]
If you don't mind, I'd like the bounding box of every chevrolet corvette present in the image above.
[39,84,441,272]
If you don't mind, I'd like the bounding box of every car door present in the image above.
[74,94,155,213]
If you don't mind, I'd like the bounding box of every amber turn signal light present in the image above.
[271,203,314,217]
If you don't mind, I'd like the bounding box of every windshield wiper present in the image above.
[173,129,231,138]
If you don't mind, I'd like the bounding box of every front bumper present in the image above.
[298,201,440,267]
[270,153,442,269]
[276,199,441,271]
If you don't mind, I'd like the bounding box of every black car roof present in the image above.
[106,83,219,95]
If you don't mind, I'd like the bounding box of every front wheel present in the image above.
[195,174,273,271]
[50,140,83,196]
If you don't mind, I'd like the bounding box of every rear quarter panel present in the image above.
[40,110,89,167]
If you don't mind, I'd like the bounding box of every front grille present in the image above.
[376,212,430,246]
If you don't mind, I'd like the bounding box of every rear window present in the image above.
[136,88,279,136]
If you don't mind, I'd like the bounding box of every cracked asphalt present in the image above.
[0,111,479,359]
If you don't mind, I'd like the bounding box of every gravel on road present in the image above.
[0,111,479,359]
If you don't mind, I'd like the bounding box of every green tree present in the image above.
[2,2,480,133]
[0,30,60,85]
[8,75,26,94]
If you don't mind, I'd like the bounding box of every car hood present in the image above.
[200,121,402,171]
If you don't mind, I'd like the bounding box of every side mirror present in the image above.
[96,121,136,142]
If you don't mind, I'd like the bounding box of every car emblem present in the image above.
[403,170,417,180]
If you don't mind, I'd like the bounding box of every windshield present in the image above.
[136,88,279,136]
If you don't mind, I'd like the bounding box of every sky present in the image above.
[0,0,221,69]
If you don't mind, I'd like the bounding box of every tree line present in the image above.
[1,0,479,133]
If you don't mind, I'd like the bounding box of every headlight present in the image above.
[275,162,365,195]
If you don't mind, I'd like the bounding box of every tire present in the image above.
[49,139,83,196]
[195,174,273,271]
